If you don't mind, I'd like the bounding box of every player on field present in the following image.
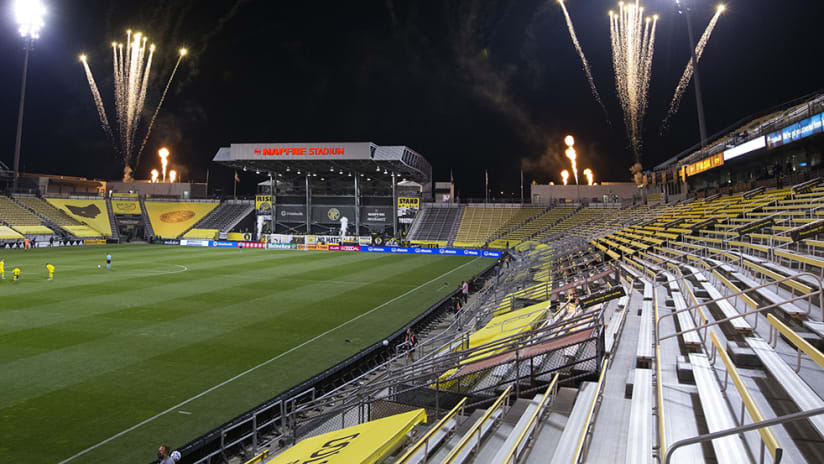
[13,267,21,282]
[46,263,55,281]
[0,258,4,280]
[106,253,112,270]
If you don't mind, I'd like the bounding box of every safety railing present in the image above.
[395,398,467,464]
[767,313,824,370]
[500,373,560,464]
[655,271,824,347]
[242,449,269,464]
[709,331,783,462]
[442,385,513,464]
[665,407,824,464]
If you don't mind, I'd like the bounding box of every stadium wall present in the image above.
[530,183,640,204]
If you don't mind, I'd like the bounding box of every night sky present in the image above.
[1,0,822,199]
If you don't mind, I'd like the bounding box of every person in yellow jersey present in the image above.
[46,263,55,281]
[13,267,21,282]
[0,257,4,280]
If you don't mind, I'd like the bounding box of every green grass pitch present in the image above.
[0,244,493,463]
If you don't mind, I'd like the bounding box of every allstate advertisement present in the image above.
[358,246,500,257]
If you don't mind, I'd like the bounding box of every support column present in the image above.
[392,172,398,238]
[354,173,360,237]
[305,174,311,234]
[270,173,276,237]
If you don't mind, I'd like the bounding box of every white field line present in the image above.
[58,257,481,463]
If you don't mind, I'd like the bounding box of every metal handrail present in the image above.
[664,406,824,464]
[442,385,512,464]
[395,398,467,464]
[709,331,783,462]
[501,373,560,464]
[655,271,824,345]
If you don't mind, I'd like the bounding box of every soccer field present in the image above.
[0,244,493,463]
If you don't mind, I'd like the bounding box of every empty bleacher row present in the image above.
[408,205,464,244]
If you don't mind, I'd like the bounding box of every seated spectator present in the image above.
[157,444,180,464]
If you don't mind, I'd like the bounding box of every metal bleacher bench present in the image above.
[636,282,654,366]
[689,353,751,463]
[549,382,598,464]
[684,265,752,333]
[626,368,653,464]
[745,335,824,439]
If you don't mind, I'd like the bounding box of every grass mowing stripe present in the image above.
[56,256,482,464]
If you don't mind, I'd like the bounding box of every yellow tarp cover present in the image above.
[183,228,219,239]
[111,200,141,215]
[46,198,112,236]
[270,409,426,464]
[62,225,102,238]
[13,225,54,235]
[144,201,218,238]
[0,226,24,239]
[466,301,549,355]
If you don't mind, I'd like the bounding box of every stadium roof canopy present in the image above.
[213,142,432,184]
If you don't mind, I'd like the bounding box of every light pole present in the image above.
[12,0,46,189]
[675,0,708,148]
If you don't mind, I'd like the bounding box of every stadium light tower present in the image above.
[675,0,708,148]
[12,0,46,187]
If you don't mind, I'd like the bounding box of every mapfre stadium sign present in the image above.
[230,142,374,161]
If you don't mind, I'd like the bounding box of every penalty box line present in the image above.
[58,257,481,463]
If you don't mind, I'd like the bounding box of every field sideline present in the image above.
[0,244,493,463]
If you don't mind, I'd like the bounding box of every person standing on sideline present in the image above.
[24,238,30,250]
[46,263,55,281]
[106,253,112,270]
[403,327,417,361]
[461,280,469,304]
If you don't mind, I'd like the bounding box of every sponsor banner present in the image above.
[736,216,773,236]
[328,244,360,252]
[156,239,181,245]
[210,240,238,248]
[297,243,329,251]
[690,218,717,234]
[358,236,373,246]
[580,286,626,309]
[84,239,107,246]
[685,153,724,177]
[361,207,392,225]
[278,206,306,222]
[180,239,210,247]
[255,194,272,212]
[268,243,297,250]
[397,197,420,225]
[239,242,266,249]
[312,206,356,224]
[791,220,824,242]
[360,246,501,257]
